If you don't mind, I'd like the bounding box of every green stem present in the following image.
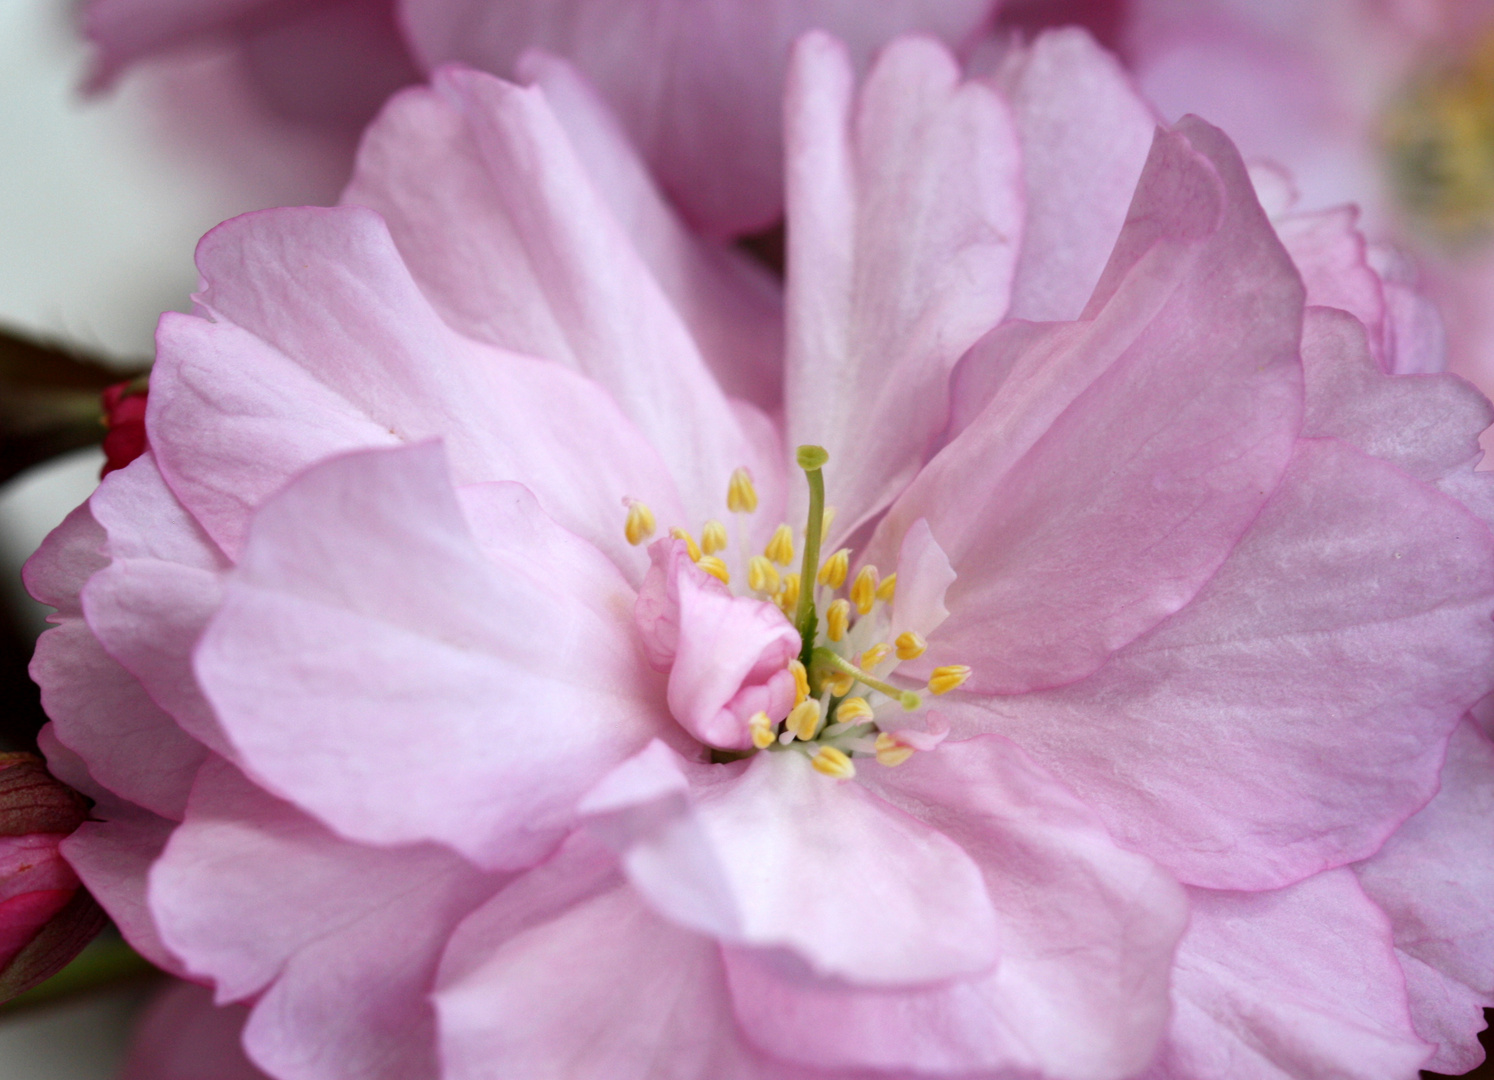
[794,446,828,668]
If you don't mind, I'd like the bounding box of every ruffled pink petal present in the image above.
[879,117,1303,694]
[1146,871,1431,1080]
[121,980,266,1080]
[150,759,500,1080]
[398,0,994,237]
[784,32,1023,543]
[22,502,106,619]
[150,204,684,575]
[886,517,956,645]
[435,834,806,1080]
[1354,720,1494,1072]
[724,735,1185,1079]
[195,443,669,870]
[1274,207,1387,363]
[1394,952,1492,1075]
[634,540,798,750]
[948,437,1494,890]
[82,0,276,88]
[341,68,780,532]
[581,742,999,987]
[997,28,1158,322]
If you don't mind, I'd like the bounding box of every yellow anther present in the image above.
[895,631,927,661]
[836,697,874,724]
[858,643,891,670]
[787,699,821,741]
[851,565,879,615]
[874,732,915,767]
[748,556,781,595]
[669,526,701,561]
[825,669,855,697]
[788,659,809,706]
[727,467,759,514]
[624,501,656,546]
[701,519,728,555]
[765,524,794,567]
[749,711,776,750]
[817,548,850,590]
[876,573,897,603]
[928,664,971,696]
[826,598,851,642]
[821,505,837,537]
[778,573,801,616]
[697,555,730,584]
[811,745,856,779]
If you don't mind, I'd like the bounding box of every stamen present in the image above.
[895,631,927,661]
[874,733,915,767]
[815,648,921,710]
[624,501,656,546]
[748,556,781,594]
[821,506,838,538]
[825,669,855,697]
[727,467,759,514]
[876,573,897,604]
[787,699,822,741]
[818,548,850,590]
[858,643,891,669]
[700,520,728,555]
[928,665,971,696]
[836,697,874,724]
[811,745,856,779]
[826,598,851,642]
[669,526,702,561]
[788,659,810,706]
[851,565,879,615]
[766,524,794,567]
[697,555,730,584]
[749,711,777,750]
[778,573,801,616]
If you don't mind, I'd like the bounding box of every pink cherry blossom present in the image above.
[29,27,1494,1080]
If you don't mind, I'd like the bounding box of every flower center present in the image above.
[1382,26,1494,244]
[623,445,969,779]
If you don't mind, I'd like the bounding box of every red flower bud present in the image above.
[0,754,105,1001]
[100,379,149,478]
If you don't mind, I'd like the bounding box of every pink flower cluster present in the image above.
[33,23,1494,1080]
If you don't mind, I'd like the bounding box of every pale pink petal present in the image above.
[784,32,1023,542]
[886,517,956,644]
[150,759,500,1080]
[997,27,1158,322]
[725,735,1186,1080]
[511,51,784,410]
[341,69,779,531]
[150,205,683,574]
[21,503,106,619]
[1145,871,1431,1080]
[582,743,1000,987]
[398,0,995,237]
[435,835,805,1080]
[1394,952,1492,1075]
[121,980,266,1080]
[877,117,1303,694]
[1274,207,1387,362]
[948,438,1494,889]
[634,540,798,750]
[195,443,669,870]
[1354,720,1494,1072]
[83,0,277,88]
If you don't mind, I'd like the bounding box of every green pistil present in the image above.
[813,648,921,711]
[794,445,828,669]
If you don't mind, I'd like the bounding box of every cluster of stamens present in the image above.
[624,446,970,779]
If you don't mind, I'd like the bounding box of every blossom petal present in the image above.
[950,437,1494,889]
[581,743,999,987]
[999,28,1158,322]
[1354,720,1494,1072]
[879,117,1303,694]
[634,540,798,750]
[1147,871,1431,1080]
[150,205,683,573]
[195,443,668,870]
[398,0,993,237]
[121,980,265,1080]
[341,68,778,530]
[22,502,106,619]
[784,32,1023,542]
[724,735,1186,1080]
[150,759,499,1080]
[886,517,956,645]
[1275,208,1386,362]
